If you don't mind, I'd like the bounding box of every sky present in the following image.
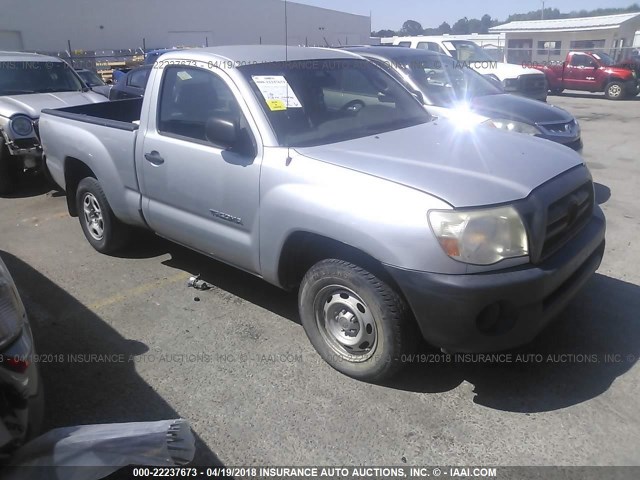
[292,0,637,30]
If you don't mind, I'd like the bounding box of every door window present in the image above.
[127,68,150,88]
[570,55,597,67]
[157,66,245,146]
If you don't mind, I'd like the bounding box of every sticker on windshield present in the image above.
[177,71,193,81]
[252,75,302,111]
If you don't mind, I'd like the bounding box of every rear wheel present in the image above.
[298,259,417,382]
[76,177,130,254]
[605,81,625,100]
[0,138,16,195]
[549,88,564,95]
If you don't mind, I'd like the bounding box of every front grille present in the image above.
[541,181,594,259]
[520,74,547,94]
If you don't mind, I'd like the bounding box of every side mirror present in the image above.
[205,115,238,149]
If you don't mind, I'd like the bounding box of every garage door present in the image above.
[0,30,24,51]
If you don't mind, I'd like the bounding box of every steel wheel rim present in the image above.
[83,193,104,241]
[314,285,378,362]
[609,84,622,97]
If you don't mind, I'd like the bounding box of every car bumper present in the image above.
[540,136,583,153]
[385,207,605,353]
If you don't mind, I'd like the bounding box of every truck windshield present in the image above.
[592,52,615,66]
[442,41,494,63]
[77,70,106,87]
[0,61,85,96]
[396,55,503,107]
[239,59,430,147]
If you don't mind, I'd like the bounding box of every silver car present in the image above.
[0,52,106,194]
[0,255,43,460]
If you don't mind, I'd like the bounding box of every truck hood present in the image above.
[295,120,584,208]
[0,91,106,119]
[469,94,574,125]
[482,62,545,80]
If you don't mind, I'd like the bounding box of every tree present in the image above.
[401,20,424,36]
[451,17,469,35]
[467,18,482,33]
[372,29,397,38]
[480,14,493,33]
[438,22,451,34]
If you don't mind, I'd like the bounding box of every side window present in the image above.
[570,55,596,67]
[128,68,150,88]
[397,41,411,48]
[158,66,243,145]
[417,42,446,54]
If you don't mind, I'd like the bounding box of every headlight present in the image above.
[428,206,529,265]
[0,261,25,349]
[10,115,34,137]
[483,118,541,135]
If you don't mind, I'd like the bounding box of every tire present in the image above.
[0,137,16,195]
[549,88,564,95]
[605,81,625,100]
[76,177,129,254]
[298,259,417,382]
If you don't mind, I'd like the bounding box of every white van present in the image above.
[380,35,548,101]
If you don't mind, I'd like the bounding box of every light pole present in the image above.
[541,1,545,20]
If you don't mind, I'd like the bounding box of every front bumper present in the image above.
[385,207,605,353]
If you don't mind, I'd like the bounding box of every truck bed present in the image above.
[39,97,145,227]
[41,97,143,131]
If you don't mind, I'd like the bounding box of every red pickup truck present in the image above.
[531,51,639,100]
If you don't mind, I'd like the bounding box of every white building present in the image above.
[490,12,640,63]
[0,0,371,53]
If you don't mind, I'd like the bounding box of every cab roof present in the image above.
[0,51,65,62]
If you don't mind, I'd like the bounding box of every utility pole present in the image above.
[541,1,545,20]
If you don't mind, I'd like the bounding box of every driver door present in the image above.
[139,65,262,273]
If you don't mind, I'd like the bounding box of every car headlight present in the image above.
[10,115,34,137]
[0,262,25,349]
[483,118,541,135]
[428,206,529,265]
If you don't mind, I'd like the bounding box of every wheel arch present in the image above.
[64,156,97,216]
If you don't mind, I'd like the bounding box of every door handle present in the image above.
[144,151,165,165]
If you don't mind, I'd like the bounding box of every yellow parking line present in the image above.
[88,272,191,311]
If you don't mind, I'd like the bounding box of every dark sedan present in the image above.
[343,46,583,152]
[109,65,152,101]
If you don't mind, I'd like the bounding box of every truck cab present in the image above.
[380,36,548,101]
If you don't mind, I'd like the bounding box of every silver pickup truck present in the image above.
[39,46,606,382]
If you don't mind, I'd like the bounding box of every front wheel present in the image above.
[76,177,130,254]
[298,259,417,382]
[605,81,625,100]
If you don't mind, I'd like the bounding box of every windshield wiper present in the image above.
[38,88,79,93]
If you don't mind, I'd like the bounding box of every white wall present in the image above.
[0,0,370,52]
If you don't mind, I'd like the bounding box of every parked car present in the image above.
[75,69,112,98]
[381,36,548,101]
[344,46,583,152]
[0,52,107,194]
[530,51,639,99]
[39,46,605,382]
[0,255,43,461]
[108,65,152,100]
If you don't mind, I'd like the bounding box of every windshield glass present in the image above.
[443,41,494,63]
[77,70,105,86]
[239,59,430,147]
[395,55,502,107]
[592,52,615,66]
[0,61,85,95]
